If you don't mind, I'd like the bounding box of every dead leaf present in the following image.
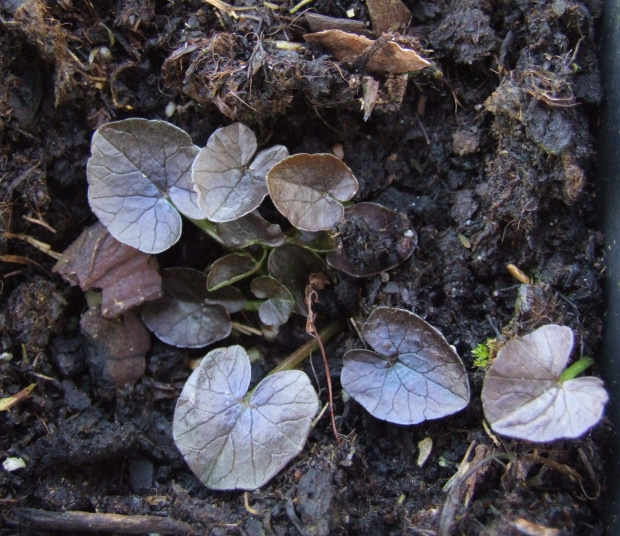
[53,222,162,319]
[304,30,430,74]
[80,306,150,397]
[362,76,380,120]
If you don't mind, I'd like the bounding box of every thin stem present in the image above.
[559,356,595,382]
[243,300,264,312]
[187,217,226,246]
[268,318,345,376]
[306,286,340,444]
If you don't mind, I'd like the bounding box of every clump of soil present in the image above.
[0,0,610,535]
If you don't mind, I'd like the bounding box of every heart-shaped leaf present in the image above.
[327,202,416,276]
[173,345,319,490]
[342,307,470,425]
[268,244,330,315]
[215,211,286,249]
[192,123,289,222]
[481,324,609,442]
[266,153,358,231]
[87,119,202,253]
[141,268,244,348]
[251,276,295,327]
[207,248,265,291]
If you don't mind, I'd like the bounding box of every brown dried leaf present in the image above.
[304,30,430,74]
[53,222,162,319]
[80,306,150,397]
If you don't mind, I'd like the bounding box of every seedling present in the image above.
[341,307,470,425]
[172,345,319,490]
[472,341,492,369]
[80,118,432,489]
[481,324,609,442]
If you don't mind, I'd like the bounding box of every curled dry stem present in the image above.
[305,281,341,445]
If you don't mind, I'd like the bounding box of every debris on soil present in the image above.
[429,0,497,64]
[8,0,89,105]
[1,276,66,357]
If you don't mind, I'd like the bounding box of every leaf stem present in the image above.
[243,300,264,311]
[188,217,226,246]
[559,357,595,382]
[268,318,345,376]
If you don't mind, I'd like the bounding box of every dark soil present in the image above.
[0,0,611,535]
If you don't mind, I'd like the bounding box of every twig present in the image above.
[231,322,263,336]
[3,232,62,260]
[13,508,194,535]
[290,0,316,15]
[0,383,36,411]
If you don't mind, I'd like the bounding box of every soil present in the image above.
[0,0,611,535]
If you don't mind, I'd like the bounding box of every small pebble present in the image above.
[3,457,26,472]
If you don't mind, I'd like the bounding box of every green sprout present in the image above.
[472,341,492,369]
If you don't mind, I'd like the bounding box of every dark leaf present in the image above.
[481,324,609,441]
[251,276,295,327]
[287,230,338,252]
[215,211,285,248]
[173,345,318,490]
[342,307,469,424]
[327,202,416,276]
[192,123,288,222]
[141,268,242,348]
[53,222,162,319]
[87,118,201,253]
[266,153,358,231]
[268,244,330,315]
[207,249,265,291]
